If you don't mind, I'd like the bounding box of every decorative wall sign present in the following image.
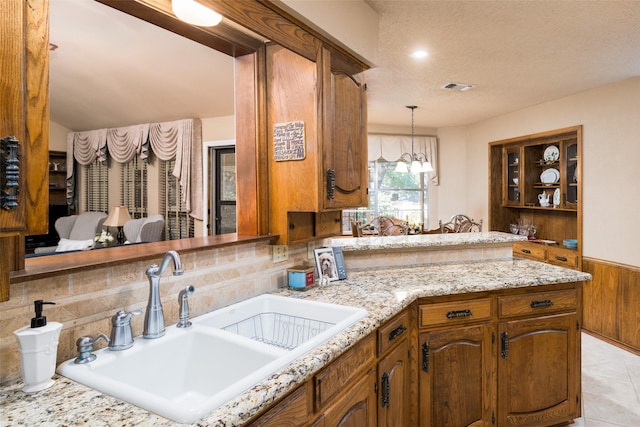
[273,121,305,161]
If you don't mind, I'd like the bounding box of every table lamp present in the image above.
[103,206,131,245]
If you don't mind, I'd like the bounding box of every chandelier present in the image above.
[395,106,434,174]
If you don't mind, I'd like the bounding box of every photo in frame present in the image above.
[314,247,339,282]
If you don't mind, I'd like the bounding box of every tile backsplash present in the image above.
[0,241,309,385]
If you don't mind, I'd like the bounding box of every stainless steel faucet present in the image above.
[177,285,195,328]
[143,250,183,339]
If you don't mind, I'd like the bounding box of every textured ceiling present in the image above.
[50,1,640,132]
[364,0,640,128]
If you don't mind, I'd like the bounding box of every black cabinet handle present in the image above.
[521,249,531,254]
[326,168,335,200]
[555,256,568,262]
[530,299,554,308]
[446,309,472,319]
[388,324,406,341]
[0,136,20,211]
[500,332,509,359]
[421,342,429,372]
[381,372,390,407]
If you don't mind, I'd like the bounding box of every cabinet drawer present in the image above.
[498,288,577,318]
[314,333,375,410]
[513,242,546,261]
[419,298,492,328]
[316,211,341,238]
[547,246,579,269]
[378,309,410,355]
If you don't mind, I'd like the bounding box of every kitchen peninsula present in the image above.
[1,233,591,426]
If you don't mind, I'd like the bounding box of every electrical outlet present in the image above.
[307,242,315,259]
[272,245,289,263]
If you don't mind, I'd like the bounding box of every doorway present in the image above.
[209,147,236,235]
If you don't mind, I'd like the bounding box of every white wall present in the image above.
[435,77,640,267]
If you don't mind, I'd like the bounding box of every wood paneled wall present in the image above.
[583,257,640,355]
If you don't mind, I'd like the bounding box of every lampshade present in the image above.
[422,161,434,173]
[394,160,409,173]
[410,160,423,174]
[103,206,132,227]
[172,0,222,27]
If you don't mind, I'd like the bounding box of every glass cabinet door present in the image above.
[504,147,521,206]
[563,141,578,209]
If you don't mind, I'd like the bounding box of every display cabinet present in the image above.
[489,126,582,270]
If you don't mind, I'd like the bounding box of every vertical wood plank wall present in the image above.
[583,257,640,355]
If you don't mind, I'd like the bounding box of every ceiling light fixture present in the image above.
[411,50,428,59]
[394,106,433,174]
[172,0,222,27]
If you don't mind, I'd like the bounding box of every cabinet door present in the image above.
[378,338,410,427]
[249,383,309,426]
[503,146,521,206]
[323,50,367,210]
[497,313,580,426]
[318,368,377,427]
[0,0,27,234]
[419,324,495,427]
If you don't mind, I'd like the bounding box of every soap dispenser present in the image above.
[13,300,63,392]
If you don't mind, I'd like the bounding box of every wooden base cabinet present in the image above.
[419,324,495,426]
[497,313,580,426]
[311,368,378,427]
[418,284,582,427]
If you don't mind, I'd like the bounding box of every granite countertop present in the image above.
[0,258,591,427]
[327,231,527,252]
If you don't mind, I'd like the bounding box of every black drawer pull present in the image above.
[446,309,472,319]
[388,324,407,341]
[530,299,554,308]
[521,249,531,254]
[555,256,568,262]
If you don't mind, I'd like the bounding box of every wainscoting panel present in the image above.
[583,257,640,355]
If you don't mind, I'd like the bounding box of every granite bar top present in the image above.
[0,258,591,427]
[327,231,527,252]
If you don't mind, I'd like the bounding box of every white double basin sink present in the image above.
[57,294,367,423]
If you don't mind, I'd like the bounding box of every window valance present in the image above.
[66,118,203,220]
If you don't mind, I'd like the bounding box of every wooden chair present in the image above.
[376,216,409,236]
[439,214,482,233]
[350,218,363,237]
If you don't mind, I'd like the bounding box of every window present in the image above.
[160,159,194,240]
[120,156,147,219]
[343,160,429,232]
[84,160,108,212]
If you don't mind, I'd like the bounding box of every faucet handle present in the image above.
[109,309,142,351]
[74,334,109,364]
[111,309,142,326]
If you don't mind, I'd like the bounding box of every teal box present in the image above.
[288,266,315,289]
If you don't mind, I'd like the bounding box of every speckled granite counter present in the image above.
[326,232,527,270]
[327,231,526,252]
[0,258,590,427]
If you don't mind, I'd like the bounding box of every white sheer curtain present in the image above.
[66,118,203,220]
[368,134,439,185]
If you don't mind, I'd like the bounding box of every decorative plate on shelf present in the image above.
[540,168,560,185]
[543,145,559,162]
[553,188,560,206]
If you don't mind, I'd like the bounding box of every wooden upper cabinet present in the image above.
[1,0,49,301]
[1,0,28,235]
[322,49,368,210]
[267,44,367,243]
